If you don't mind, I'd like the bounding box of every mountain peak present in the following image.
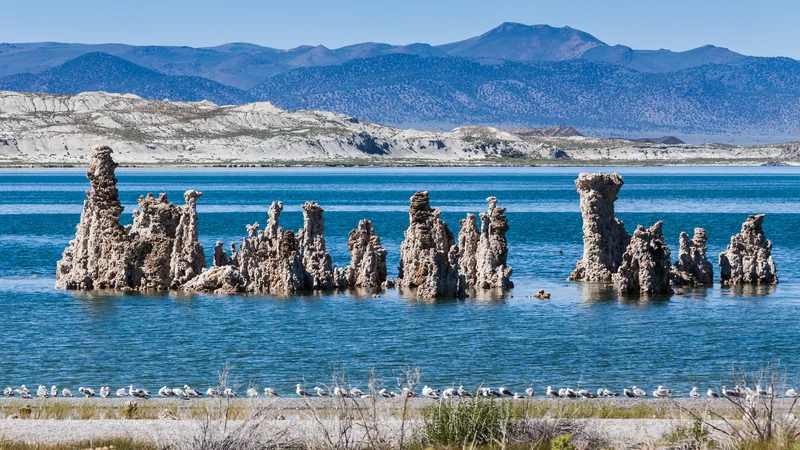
[438,22,606,61]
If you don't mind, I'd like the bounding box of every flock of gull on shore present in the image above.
[3,384,799,401]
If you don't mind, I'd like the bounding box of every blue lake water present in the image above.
[1,166,799,396]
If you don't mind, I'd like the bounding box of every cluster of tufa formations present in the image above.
[396,192,513,298]
[56,147,513,299]
[569,172,778,296]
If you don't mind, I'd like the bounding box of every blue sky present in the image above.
[3,0,798,58]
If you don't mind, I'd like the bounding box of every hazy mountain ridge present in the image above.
[250,54,800,138]
[0,53,254,105]
[0,22,778,89]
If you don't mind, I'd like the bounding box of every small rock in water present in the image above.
[534,289,551,299]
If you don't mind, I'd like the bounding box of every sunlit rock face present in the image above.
[613,221,673,296]
[671,228,713,286]
[569,172,630,283]
[397,191,461,299]
[56,146,205,290]
[719,214,778,285]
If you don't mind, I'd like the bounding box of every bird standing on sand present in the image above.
[264,387,278,397]
[62,388,74,397]
[787,389,798,398]
[223,388,236,398]
[498,387,513,397]
[158,386,174,397]
[458,386,472,398]
[314,386,329,397]
[206,388,220,397]
[422,386,440,399]
[333,387,349,398]
[3,387,14,397]
[546,386,559,398]
[247,388,259,398]
[116,388,129,397]
[184,385,202,397]
[173,387,188,399]
[350,387,366,397]
[130,385,150,398]
[653,386,672,398]
[623,389,636,398]
[78,387,96,398]
[402,387,416,398]
[526,388,535,398]
[37,385,49,398]
[707,389,720,398]
[632,386,647,397]
[15,385,31,398]
[690,387,699,398]
[296,383,311,397]
[379,388,392,398]
[51,386,58,397]
[577,389,594,398]
[100,386,110,398]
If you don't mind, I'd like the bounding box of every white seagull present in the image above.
[247,388,259,398]
[129,385,150,398]
[379,388,393,398]
[116,388,129,397]
[401,387,416,398]
[51,385,58,398]
[422,386,439,399]
[577,389,595,398]
[206,388,221,398]
[296,383,311,397]
[3,387,14,397]
[173,387,188,399]
[37,385,49,398]
[15,385,31,398]
[314,387,329,397]
[350,387,366,397]
[458,386,472,398]
[653,386,672,398]
[78,387,96,398]
[787,389,798,398]
[546,386,559,398]
[707,389,720,398]
[333,386,349,398]
[264,387,278,397]
[223,388,236,398]
[184,385,202,397]
[632,386,647,397]
[62,388,74,397]
[100,386,110,398]
[690,387,700,398]
[623,389,636,398]
[526,388,535,398]
[158,386,174,397]
[498,387,513,397]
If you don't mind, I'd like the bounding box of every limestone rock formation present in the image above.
[344,220,387,289]
[55,146,132,290]
[397,191,462,299]
[719,214,778,285]
[56,146,206,291]
[458,197,513,290]
[184,200,349,294]
[296,201,346,290]
[613,221,673,296]
[569,173,630,282]
[671,228,713,286]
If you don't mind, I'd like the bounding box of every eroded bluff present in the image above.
[671,228,713,286]
[719,214,778,285]
[613,221,673,296]
[569,172,630,282]
[55,146,205,290]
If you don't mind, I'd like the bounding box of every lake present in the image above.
[1,166,798,396]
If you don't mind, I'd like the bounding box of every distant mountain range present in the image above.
[1,22,799,141]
